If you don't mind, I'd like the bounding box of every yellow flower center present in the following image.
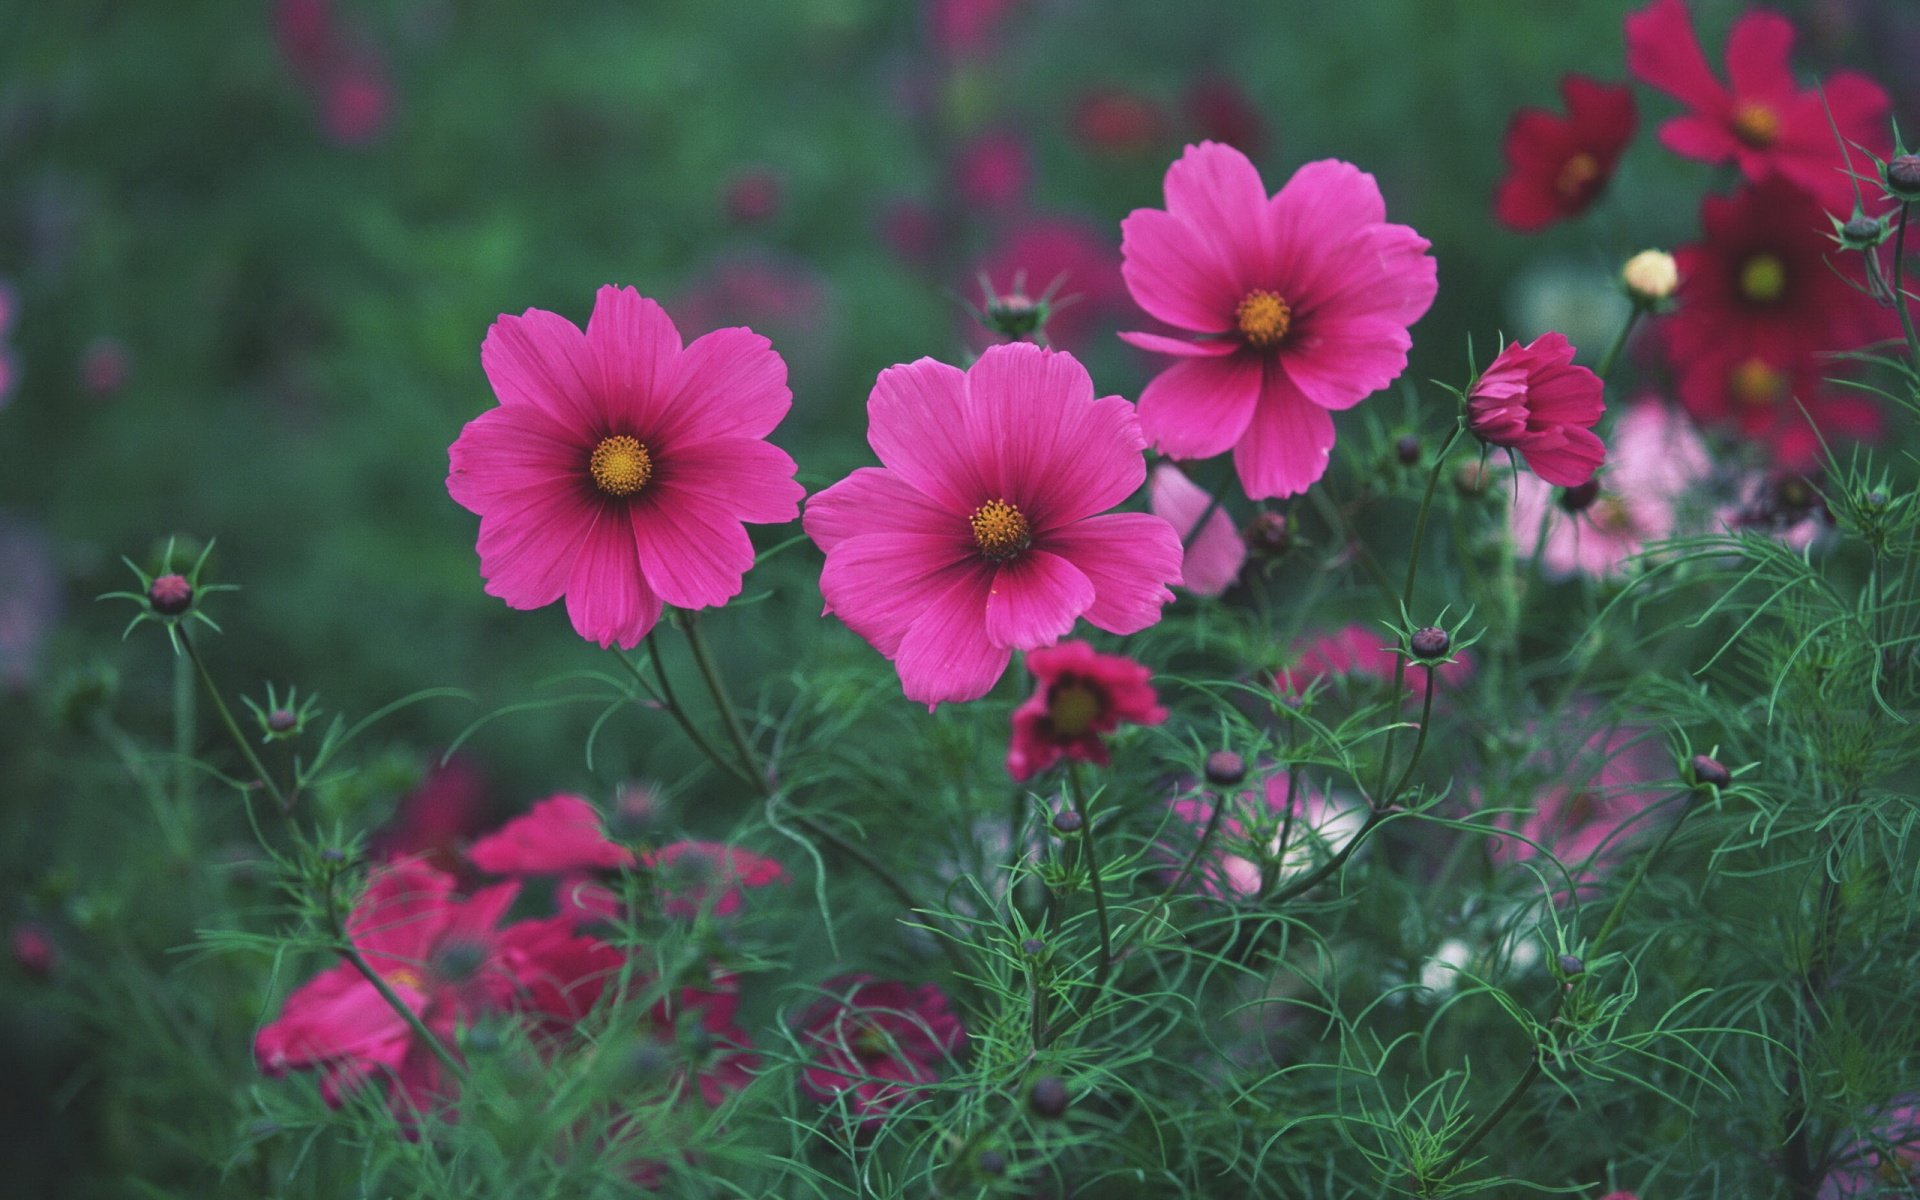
[1740,254,1786,303]
[1235,289,1292,349]
[969,498,1032,561]
[1731,357,1786,407]
[1555,152,1600,199]
[1732,101,1780,147]
[385,967,424,991]
[589,434,653,496]
[1047,682,1102,736]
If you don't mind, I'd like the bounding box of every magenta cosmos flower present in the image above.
[804,342,1183,708]
[1466,332,1606,488]
[798,975,966,1130]
[447,285,804,650]
[1119,142,1438,500]
[1006,640,1166,781]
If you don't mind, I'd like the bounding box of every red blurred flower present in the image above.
[1006,640,1166,781]
[1071,88,1168,157]
[1493,75,1638,232]
[722,167,783,227]
[1676,344,1883,469]
[80,336,131,398]
[642,841,788,918]
[370,756,490,875]
[322,59,391,146]
[1275,624,1475,697]
[1467,332,1607,487]
[1625,0,1889,213]
[10,921,57,979]
[468,794,636,876]
[928,0,1022,59]
[954,129,1031,211]
[1183,75,1267,156]
[798,976,966,1129]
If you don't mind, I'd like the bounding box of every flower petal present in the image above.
[804,467,960,555]
[1040,511,1182,635]
[1625,0,1726,113]
[1119,207,1240,334]
[583,286,682,434]
[658,436,803,525]
[1233,364,1337,499]
[1117,330,1241,358]
[481,307,601,436]
[1265,160,1388,297]
[865,358,986,513]
[1162,141,1272,283]
[1724,10,1797,102]
[564,508,664,648]
[1150,463,1246,597]
[474,488,597,612]
[630,490,757,612]
[983,550,1095,649]
[893,567,1010,708]
[1136,351,1263,460]
[447,403,585,513]
[966,343,1147,528]
[818,531,976,655]
[656,325,792,446]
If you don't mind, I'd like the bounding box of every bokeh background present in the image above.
[2,0,1916,1192]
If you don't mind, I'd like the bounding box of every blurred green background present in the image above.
[1,0,1914,1192]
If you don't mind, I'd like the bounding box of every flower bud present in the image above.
[432,940,487,983]
[978,1149,1008,1177]
[1556,953,1585,978]
[1051,809,1084,835]
[1028,1075,1070,1118]
[1622,249,1678,303]
[1559,479,1602,514]
[147,573,193,616]
[984,292,1047,340]
[1243,511,1290,555]
[1886,153,1920,200]
[464,1022,505,1055]
[319,847,345,863]
[1838,214,1888,250]
[1394,433,1421,466]
[1020,937,1047,957]
[1204,750,1246,787]
[1689,754,1731,789]
[267,708,299,734]
[1409,626,1450,661]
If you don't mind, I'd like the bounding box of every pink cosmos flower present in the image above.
[1821,1097,1920,1198]
[798,976,966,1129]
[1119,142,1437,500]
[1716,470,1829,551]
[1275,624,1475,697]
[448,286,804,649]
[467,794,636,876]
[1006,641,1166,781]
[1166,771,1364,900]
[804,342,1183,707]
[1510,400,1711,579]
[1148,462,1246,597]
[1467,332,1607,488]
[1625,0,1889,214]
[1488,720,1672,898]
[256,861,525,1113]
[642,841,788,918]
[322,60,392,146]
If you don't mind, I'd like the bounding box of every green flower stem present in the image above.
[1068,766,1115,991]
[1586,788,1694,959]
[179,627,288,814]
[1892,202,1920,373]
[617,636,756,790]
[1109,778,1233,966]
[172,644,195,812]
[1432,1049,1545,1185]
[1594,306,1641,383]
[681,614,764,786]
[322,871,466,1085]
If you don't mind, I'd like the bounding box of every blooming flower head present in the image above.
[1625,0,1889,214]
[1510,400,1711,579]
[1006,640,1166,781]
[448,286,804,650]
[1675,344,1883,470]
[1165,771,1364,900]
[1275,624,1476,698]
[1119,142,1437,499]
[370,756,490,875]
[1820,1097,1920,1199]
[1467,332,1606,488]
[1494,74,1639,233]
[805,342,1183,708]
[1487,720,1672,897]
[798,976,966,1129]
[1148,463,1246,597]
[642,841,788,919]
[468,793,636,876]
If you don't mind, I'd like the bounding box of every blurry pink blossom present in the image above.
[1149,463,1246,597]
[954,129,1031,210]
[1488,718,1672,897]
[971,214,1126,353]
[1167,771,1365,900]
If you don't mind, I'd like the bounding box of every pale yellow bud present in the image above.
[1622,249,1678,303]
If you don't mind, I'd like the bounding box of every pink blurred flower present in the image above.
[0,279,18,336]
[468,794,636,875]
[722,167,784,226]
[1119,142,1437,499]
[10,921,57,979]
[447,285,804,649]
[0,348,16,414]
[272,0,336,85]
[1509,400,1710,579]
[1275,624,1475,697]
[1149,462,1246,597]
[1821,1096,1920,1198]
[1006,640,1165,781]
[369,756,490,876]
[928,0,1022,58]
[1716,469,1829,550]
[954,129,1031,211]
[1677,344,1884,472]
[80,336,130,397]
[1467,332,1606,488]
[971,215,1126,353]
[494,915,625,1032]
[1488,721,1672,896]
[1183,75,1267,156]
[322,59,392,146]
[798,976,966,1128]
[1625,0,1889,214]
[0,516,59,693]
[880,198,942,267]
[1167,772,1364,900]
[1072,88,1168,157]
[673,251,836,378]
[642,841,788,918]
[805,342,1182,707]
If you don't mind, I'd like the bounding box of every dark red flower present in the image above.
[370,756,490,876]
[1071,88,1167,157]
[1625,0,1889,214]
[1007,640,1166,782]
[1494,75,1638,232]
[1183,75,1267,156]
[1675,344,1884,469]
[798,976,966,1130]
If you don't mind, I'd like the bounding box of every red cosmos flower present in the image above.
[1675,345,1884,469]
[255,862,536,1113]
[467,794,636,876]
[447,286,804,650]
[1625,0,1889,213]
[798,976,966,1129]
[1275,624,1476,696]
[804,342,1182,708]
[1005,641,1166,782]
[1466,332,1607,487]
[370,756,490,876]
[1494,75,1638,232]
[1072,88,1168,157]
[642,841,788,919]
[1118,142,1437,500]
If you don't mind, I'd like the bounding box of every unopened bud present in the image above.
[319,847,345,863]
[147,574,193,616]
[1020,938,1047,957]
[1622,249,1678,303]
[1559,479,1602,514]
[1690,754,1731,789]
[1886,154,1920,200]
[1556,953,1585,978]
[1051,809,1084,835]
[1410,626,1451,661]
[1394,434,1421,466]
[1244,511,1290,555]
[978,1149,1007,1176]
[267,708,298,734]
[1839,214,1887,250]
[985,293,1046,340]
[1204,750,1246,786]
[1028,1075,1070,1118]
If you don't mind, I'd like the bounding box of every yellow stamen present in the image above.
[1555,152,1600,199]
[969,498,1032,561]
[1732,101,1779,147]
[1740,254,1786,303]
[1235,289,1292,349]
[1731,357,1785,407]
[1047,682,1101,736]
[385,967,424,991]
[589,434,652,496]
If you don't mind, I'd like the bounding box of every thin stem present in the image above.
[1385,666,1439,802]
[615,640,754,790]
[1110,783,1233,965]
[172,644,195,812]
[1433,1052,1544,1181]
[1594,307,1642,383]
[322,871,465,1086]
[1586,788,1693,959]
[1265,809,1388,905]
[1068,767,1114,991]
[179,627,288,813]
[1892,201,1920,373]
[682,614,764,785]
